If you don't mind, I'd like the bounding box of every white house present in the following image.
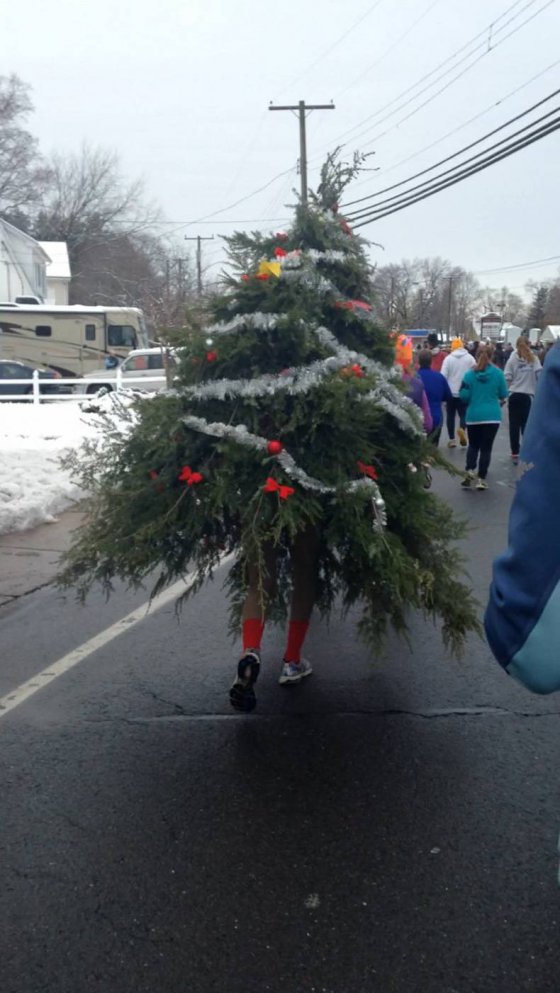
[0,219,50,302]
[38,241,72,305]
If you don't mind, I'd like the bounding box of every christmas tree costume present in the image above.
[60,156,479,711]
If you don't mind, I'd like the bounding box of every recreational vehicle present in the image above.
[0,304,149,377]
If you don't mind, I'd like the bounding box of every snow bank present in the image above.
[0,397,137,535]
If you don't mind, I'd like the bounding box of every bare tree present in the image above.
[34,144,160,251]
[0,74,50,218]
[32,144,165,306]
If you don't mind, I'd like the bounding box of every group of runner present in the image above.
[412,331,542,488]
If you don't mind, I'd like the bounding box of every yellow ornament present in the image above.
[258,260,282,278]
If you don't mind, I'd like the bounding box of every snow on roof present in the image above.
[38,242,71,280]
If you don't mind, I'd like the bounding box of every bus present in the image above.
[0,304,149,377]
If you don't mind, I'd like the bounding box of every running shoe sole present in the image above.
[229,654,260,713]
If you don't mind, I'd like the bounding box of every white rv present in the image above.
[0,304,149,376]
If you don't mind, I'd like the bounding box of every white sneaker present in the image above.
[476,478,488,490]
[447,439,457,448]
[278,658,313,685]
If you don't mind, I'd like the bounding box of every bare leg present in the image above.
[280,525,321,676]
[289,524,320,622]
[241,541,278,623]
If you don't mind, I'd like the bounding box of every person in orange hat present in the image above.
[394,334,433,433]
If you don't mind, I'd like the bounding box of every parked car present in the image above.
[0,360,70,398]
[73,348,177,395]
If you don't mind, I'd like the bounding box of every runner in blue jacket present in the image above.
[485,341,560,693]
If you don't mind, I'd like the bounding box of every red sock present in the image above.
[284,620,309,663]
[242,618,265,653]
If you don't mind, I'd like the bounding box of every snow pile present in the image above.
[0,396,138,535]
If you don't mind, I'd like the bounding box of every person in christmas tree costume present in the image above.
[59,154,479,712]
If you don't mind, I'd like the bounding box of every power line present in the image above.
[154,217,291,225]
[473,254,560,275]
[345,0,555,154]
[343,86,560,210]
[271,0,386,101]
[335,0,443,101]
[348,107,560,221]
[347,56,560,193]
[310,0,536,156]
[351,113,560,227]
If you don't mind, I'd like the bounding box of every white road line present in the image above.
[0,563,228,719]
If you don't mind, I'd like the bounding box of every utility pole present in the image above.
[172,257,191,301]
[447,275,456,339]
[184,235,214,296]
[269,99,335,205]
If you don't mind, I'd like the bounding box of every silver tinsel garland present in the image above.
[207,312,282,336]
[178,241,426,529]
[182,413,387,529]
[187,318,422,437]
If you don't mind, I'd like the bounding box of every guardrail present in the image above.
[0,370,168,404]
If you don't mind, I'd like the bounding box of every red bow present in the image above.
[263,477,295,500]
[178,465,203,486]
[357,460,378,481]
[351,363,365,378]
[256,272,270,281]
[274,247,287,258]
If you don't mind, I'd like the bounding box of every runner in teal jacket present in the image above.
[458,348,508,489]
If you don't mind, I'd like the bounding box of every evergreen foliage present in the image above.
[59,155,480,656]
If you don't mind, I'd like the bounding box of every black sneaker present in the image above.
[229,650,261,712]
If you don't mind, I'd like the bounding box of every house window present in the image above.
[36,325,52,337]
[34,263,45,296]
[85,324,96,341]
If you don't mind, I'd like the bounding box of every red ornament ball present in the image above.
[274,247,287,258]
[206,350,218,362]
[267,440,283,455]
[241,274,250,282]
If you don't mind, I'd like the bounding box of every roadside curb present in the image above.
[0,507,85,603]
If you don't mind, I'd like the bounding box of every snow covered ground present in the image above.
[0,396,134,535]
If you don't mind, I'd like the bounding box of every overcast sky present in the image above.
[6,0,560,291]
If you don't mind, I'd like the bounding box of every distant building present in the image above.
[0,219,50,302]
[38,242,72,305]
[541,325,560,344]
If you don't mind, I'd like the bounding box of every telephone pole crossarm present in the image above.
[269,99,335,205]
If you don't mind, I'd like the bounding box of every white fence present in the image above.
[0,370,167,404]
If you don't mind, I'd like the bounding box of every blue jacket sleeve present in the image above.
[485,342,560,693]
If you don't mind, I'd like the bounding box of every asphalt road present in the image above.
[2,431,560,993]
